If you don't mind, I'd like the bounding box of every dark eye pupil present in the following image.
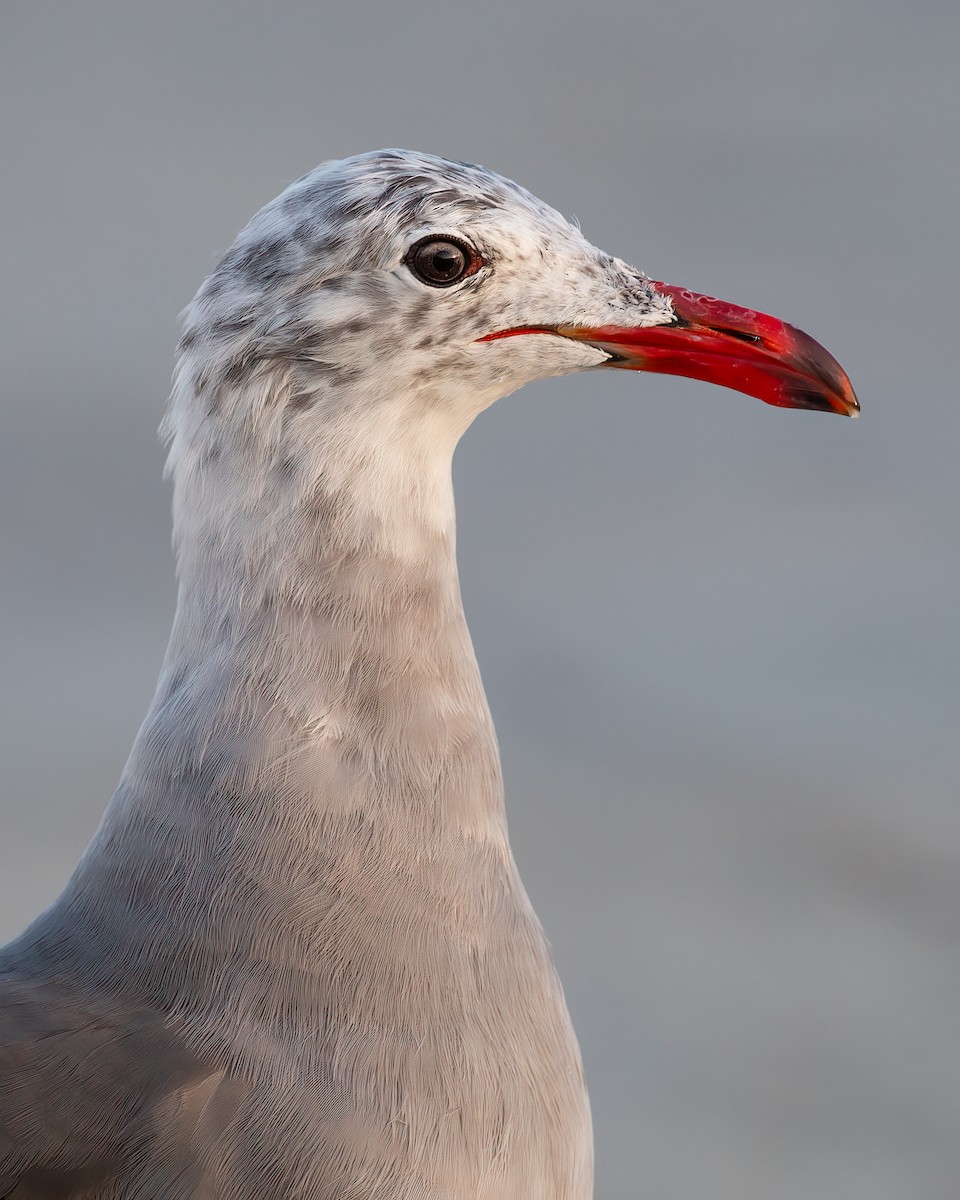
[407,238,474,287]
[430,247,461,277]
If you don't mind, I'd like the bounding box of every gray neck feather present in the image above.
[36,364,523,1015]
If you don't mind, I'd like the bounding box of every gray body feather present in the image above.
[0,150,676,1198]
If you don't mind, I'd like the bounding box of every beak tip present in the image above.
[839,385,860,419]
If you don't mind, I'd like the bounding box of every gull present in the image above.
[0,149,857,1200]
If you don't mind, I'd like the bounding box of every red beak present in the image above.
[482,282,859,418]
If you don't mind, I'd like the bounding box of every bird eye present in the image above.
[405,237,482,287]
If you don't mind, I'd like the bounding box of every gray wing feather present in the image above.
[0,972,244,1199]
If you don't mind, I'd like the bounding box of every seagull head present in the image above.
[164,148,858,583]
[173,150,856,448]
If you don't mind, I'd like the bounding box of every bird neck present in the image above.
[31,402,524,1005]
[132,403,508,846]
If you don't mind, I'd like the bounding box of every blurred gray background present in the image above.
[1,2,957,1196]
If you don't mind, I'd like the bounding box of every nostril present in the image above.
[718,327,763,345]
